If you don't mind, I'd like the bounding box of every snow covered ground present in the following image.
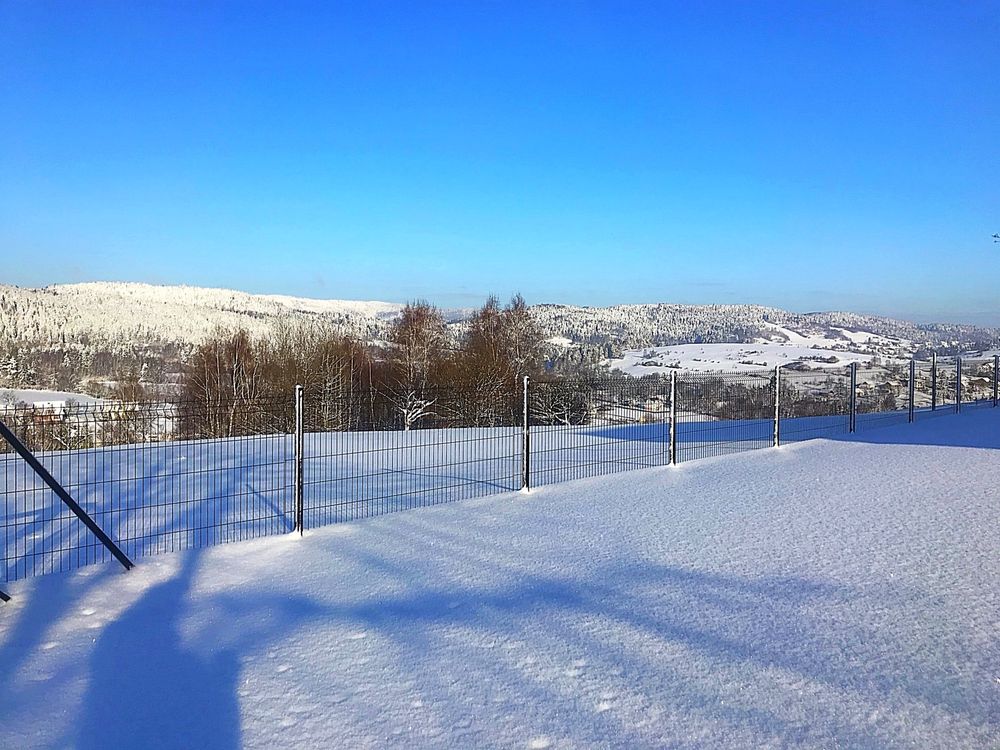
[1,409,998,748]
[605,323,914,376]
[0,388,101,407]
[607,342,876,375]
[4,409,925,581]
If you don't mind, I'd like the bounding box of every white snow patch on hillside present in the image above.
[2,411,998,748]
[831,326,902,347]
[608,342,874,375]
[756,322,831,346]
[255,294,403,319]
[545,336,575,348]
[0,388,101,407]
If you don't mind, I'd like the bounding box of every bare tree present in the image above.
[385,302,448,429]
[180,329,264,438]
[451,294,544,425]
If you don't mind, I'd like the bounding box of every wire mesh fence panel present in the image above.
[960,359,996,408]
[1,398,294,583]
[3,359,995,585]
[302,384,522,527]
[855,362,911,429]
[675,371,775,462]
[529,377,670,486]
[910,360,940,418]
[932,360,959,414]
[778,367,852,442]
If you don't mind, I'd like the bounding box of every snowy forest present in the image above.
[2,282,999,402]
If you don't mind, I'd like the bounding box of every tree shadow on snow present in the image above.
[74,546,337,750]
[289,517,1000,747]
[76,551,242,750]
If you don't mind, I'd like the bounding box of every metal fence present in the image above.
[2,354,998,590]
[1,399,293,582]
[529,377,671,486]
[301,384,522,527]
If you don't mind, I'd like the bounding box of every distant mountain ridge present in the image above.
[1,282,997,359]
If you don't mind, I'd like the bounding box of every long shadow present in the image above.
[6,542,996,746]
[326,548,1000,745]
[0,569,105,722]
[578,407,999,453]
[583,416,846,445]
[76,550,242,750]
[836,407,1000,450]
[196,551,998,740]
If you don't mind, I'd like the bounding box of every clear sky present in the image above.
[2,2,998,323]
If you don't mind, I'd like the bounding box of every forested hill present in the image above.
[1,282,997,392]
[3,282,995,352]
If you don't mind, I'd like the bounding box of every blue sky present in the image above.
[1,2,998,323]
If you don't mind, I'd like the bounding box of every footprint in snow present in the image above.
[348,631,367,640]
[528,738,552,749]
[276,664,292,674]
[41,641,59,650]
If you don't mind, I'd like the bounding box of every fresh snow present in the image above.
[607,342,875,375]
[2,410,999,748]
[545,336,575,348]
[830,326,901,347]
[0,388,101,407]
[3,282,995,358]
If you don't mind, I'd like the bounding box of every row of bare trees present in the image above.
[178,295,546,437]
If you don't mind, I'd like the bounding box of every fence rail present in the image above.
[2,355,998,587]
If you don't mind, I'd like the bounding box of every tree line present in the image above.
[178,295,548,437]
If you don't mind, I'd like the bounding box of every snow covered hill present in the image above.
[2,409,998,748]
[609,342,875,375]
[0,282,406,346]
[530,302,999,357]
[606,324,905,375]
[1,281,997,369]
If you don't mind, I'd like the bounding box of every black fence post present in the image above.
[931,352,937,411]
[773,365,781,448]
[294,385,304,534]
[994,355,999,408]
[908,359,916,423]
[0,418,133,572]
[521,376,531,491]
[956,357,962,413]
[669,370,678,465]
[849,362,858,433]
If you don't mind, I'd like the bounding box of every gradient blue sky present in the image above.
[2,2,998,323]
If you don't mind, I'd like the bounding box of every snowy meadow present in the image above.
[1,408,998,748]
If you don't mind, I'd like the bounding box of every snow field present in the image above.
[608,342,877,376]
[1,409,999,748]
[0,389,101,407]
[2,408,908,582]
